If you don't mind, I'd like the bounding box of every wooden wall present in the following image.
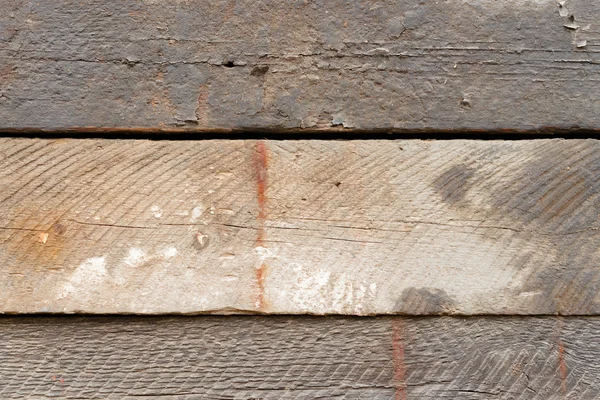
[1,0,600,398]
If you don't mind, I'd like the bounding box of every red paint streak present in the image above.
[255,262,267,310]
[223,0,236,22]
[255,140,269,229]
[254,141,269,310]
[392,318,407,400]
[556,317,568,397]
[558,340,568,395]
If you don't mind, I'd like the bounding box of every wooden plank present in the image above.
[2,138,600,315]
[0,0,599,133]
[0,316,598,399]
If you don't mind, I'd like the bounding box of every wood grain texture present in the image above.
[3,138,600,314]
[0,316,598,399]
[0,0,599,132]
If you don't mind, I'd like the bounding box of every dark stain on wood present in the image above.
[509,143,600,315]
[250,65,269,77]
[52,222,67,236]
[395,287,457,315]
[425,141,600,315]
[433,164,475,205]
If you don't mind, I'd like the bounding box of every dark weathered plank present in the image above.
[0,316,598,399]
[0,0,599,132]
[2,138,600,314]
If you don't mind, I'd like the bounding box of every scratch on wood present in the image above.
[392,318,407,400]
[254,140,269,310]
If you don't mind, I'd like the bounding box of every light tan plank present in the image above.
[1,139,600,314]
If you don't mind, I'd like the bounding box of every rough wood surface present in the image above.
[0,0,599,132]
[2,138,600,315]
[0,316,598,399]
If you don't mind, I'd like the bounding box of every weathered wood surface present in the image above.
[0,0,599,132]
[2,138,600,315]
[0,316,598,399]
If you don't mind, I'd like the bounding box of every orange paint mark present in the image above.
[255,141,269,229]
[255,262,267,310]
[254,141,269,310]
[558,340,568,395]
[392,318,407,400]
[7,209,69,272]
[556,317,568,397]
[223,0,236,22]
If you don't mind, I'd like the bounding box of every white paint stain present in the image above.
[162,247,178,260]
[124,248,147,267]
[353,284,368,314]
[123,246,178,269]
[369,283,377,297]
[255,246,273,263]
[60,257,107,298]
[190,206,203,222]
[290,264,333,312]
[151,205,163,218]
[519,291,542,297]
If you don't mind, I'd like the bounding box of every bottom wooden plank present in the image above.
[0,316,598,399]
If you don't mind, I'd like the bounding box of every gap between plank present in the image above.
[1,127,600,141]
